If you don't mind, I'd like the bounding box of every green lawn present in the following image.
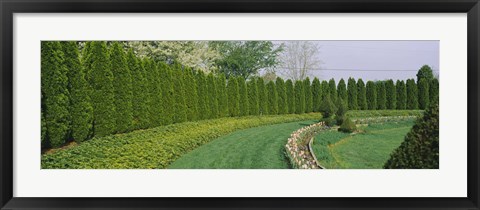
[312,120,415,169]
[169,120,318,169]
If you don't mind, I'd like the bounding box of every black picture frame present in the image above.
[1,0,479,209]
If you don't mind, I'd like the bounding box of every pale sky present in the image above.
[275,40,439,82]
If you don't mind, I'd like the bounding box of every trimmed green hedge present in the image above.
[41,113,321,169]
[346,110,424,118]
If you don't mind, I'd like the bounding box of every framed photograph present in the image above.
[1,0,479,209]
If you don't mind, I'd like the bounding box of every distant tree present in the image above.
[418,78,430,109]
[266,81,279,115]
[304,77,313,113]
[406,79,418,109]
[208,73,220,118]
[429,78,439,104]
[62,41,93,143]
[384,101,439,169]
[276,77,288,114]
[385,79,397,110]
[238,77,249,116]
[294,80,306,114]
[285,79,295,114]
[257,77,268,115]
[217,73,229,117]
[347,77,358,110]
[311,78,322,112]
[88,41,116,137]
[416,65,434,83]
[42,41,70,147]
[356,79,367,110]
[228,77,240,116]
[278,41,322,81]
[247,78,259,115]
[337,78,347,103]
[366,81,377,110]
[396,80,407,110]
[376,81,386,110]
[109,42,133,132]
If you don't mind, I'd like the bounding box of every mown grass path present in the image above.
[168,120,318,169]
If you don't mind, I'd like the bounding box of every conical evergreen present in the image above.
[285,79,295,114]
[406,79,418,110]
[347,77,358,110]
[376,81,386,110]
[304,77,313,113]
[396,80,407,110]
[385,79,396,110]
[127,50,150,128]
[217,73,229,117]
[276,77,288,114]
[311,78,321,112]
[257,77,268,115]
[207,73,219,118]
[429,78,439,104]
[356,79,367,110]
[294,80,305,114]
[184,68,199,121]
[228,77,240,117]
[418,78,430,109]
[196,71,208,120]
[267,81,278,115]
[328,79,337,104]
[238,77,249,116]
[247,78,259,115]
[366,81,377,110]
[337,79,347,103]
[172,67,188,123]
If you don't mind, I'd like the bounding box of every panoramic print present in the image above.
[41,41,439,169]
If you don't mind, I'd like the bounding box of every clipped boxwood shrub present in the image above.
[338,118,356,133]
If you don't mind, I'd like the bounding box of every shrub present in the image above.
[335,98,348,126]
[384,101,439,169]
[319,94,336,118]
[324,117,336,127]
[338,118,356,133]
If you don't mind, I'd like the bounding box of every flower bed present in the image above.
[285,122,327,169]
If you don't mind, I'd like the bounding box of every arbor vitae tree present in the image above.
[172,67,188,123]
[127,49,151,128]
[321,80,330,101]
[304,77,313,113]
[418,78,430,109]
[396,80,407,110]
[196,71,208,120]
[356,79,367,110]
[208,73,220,118]
[285,79,295,114]
[406,79,418,110]
[109,42,133,132]
[347,77,358,110]
[217,73,229,117]
[184,68,199,121]
[88,41,116,137]
[366,81,377,110]
[257,77,268,115]
[146,58,163,128]
[62,41,93,143]
[319,94,336,119]
[238,76,249,116]
[42,41,70,147]
[335,97,348,126]
[328,79,337,104]
[416,65,434,83]
[376,81,386,110]
[429,78,439,104]
[337,78,347,103]
[385,79,396,110]
[247,78,259,115]
[311,78,322,112]
[384,101,439,169]
[228,77,240,116]
[294,80,306,114]
[276,77,288,114]
[267,81,279,115]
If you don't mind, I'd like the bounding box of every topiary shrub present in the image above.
[338,118,356,133]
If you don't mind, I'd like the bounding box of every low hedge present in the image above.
[346,110,423,118]
[41,113,321,169]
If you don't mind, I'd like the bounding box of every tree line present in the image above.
[41,41,439,149]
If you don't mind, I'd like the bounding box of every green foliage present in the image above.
[385,79,396,110]
[207,73,219,118]
[276,77,288,114]
[304,77,313,113]
[109,42,133,132]
[319,94,336,118]
[418,78,430,109]
[429,78,439,104]
[172,68,188,123]
[328,78,337,104]
[285,79,295,114]
[321,80,329,101]
[228,76,240,116]
[366,81,377,110]
[41,110,47,147]
[146,58,163,128]
[356,79,367,110]
[323,117,336,127]
[346,110,424,118]
[184,68,199,121]
[416,65,434,83]
[311,78,322,112]
[62,41,93,143]
[238,77,249,116]
[266,81,278,115]
[88,41,116,137]
[127,49,150,128]
[338,118,356,133]
[210,41,283,79]
[396,80,407,110]
[347,77,358,110]
[217,73,229,117]
[257,77,268,115]
[159,63,174,125]
[247,78,259,115]
[337,78,347,103]
[195,71,208,120]
[41,113,321,169]
[376,81,386,110]
[384,102,439,169]
[335,98,348,126]
[294,80,305,114]
[406,79,418,110]
[42,41,70,147]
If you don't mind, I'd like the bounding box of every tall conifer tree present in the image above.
[376,81,386,110]
[237,77,248,116]
[276,77,288,114]
[228,77,240,116]
[257,77,268,115]
[311,78,322,112]
[247,78,259,115]
[418,78,430,109]
[267,81,278,115]
[110,42,133,132]
[294,80,305,114]
[304,77,313,113]
[357,79,367,110]
[406,79,418,110]
[385,79,397,110]
[286,79,295,114]
[396,80,407,110]
[366,81,377,110]
[347,77,358,110]
[337,79,347,103]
